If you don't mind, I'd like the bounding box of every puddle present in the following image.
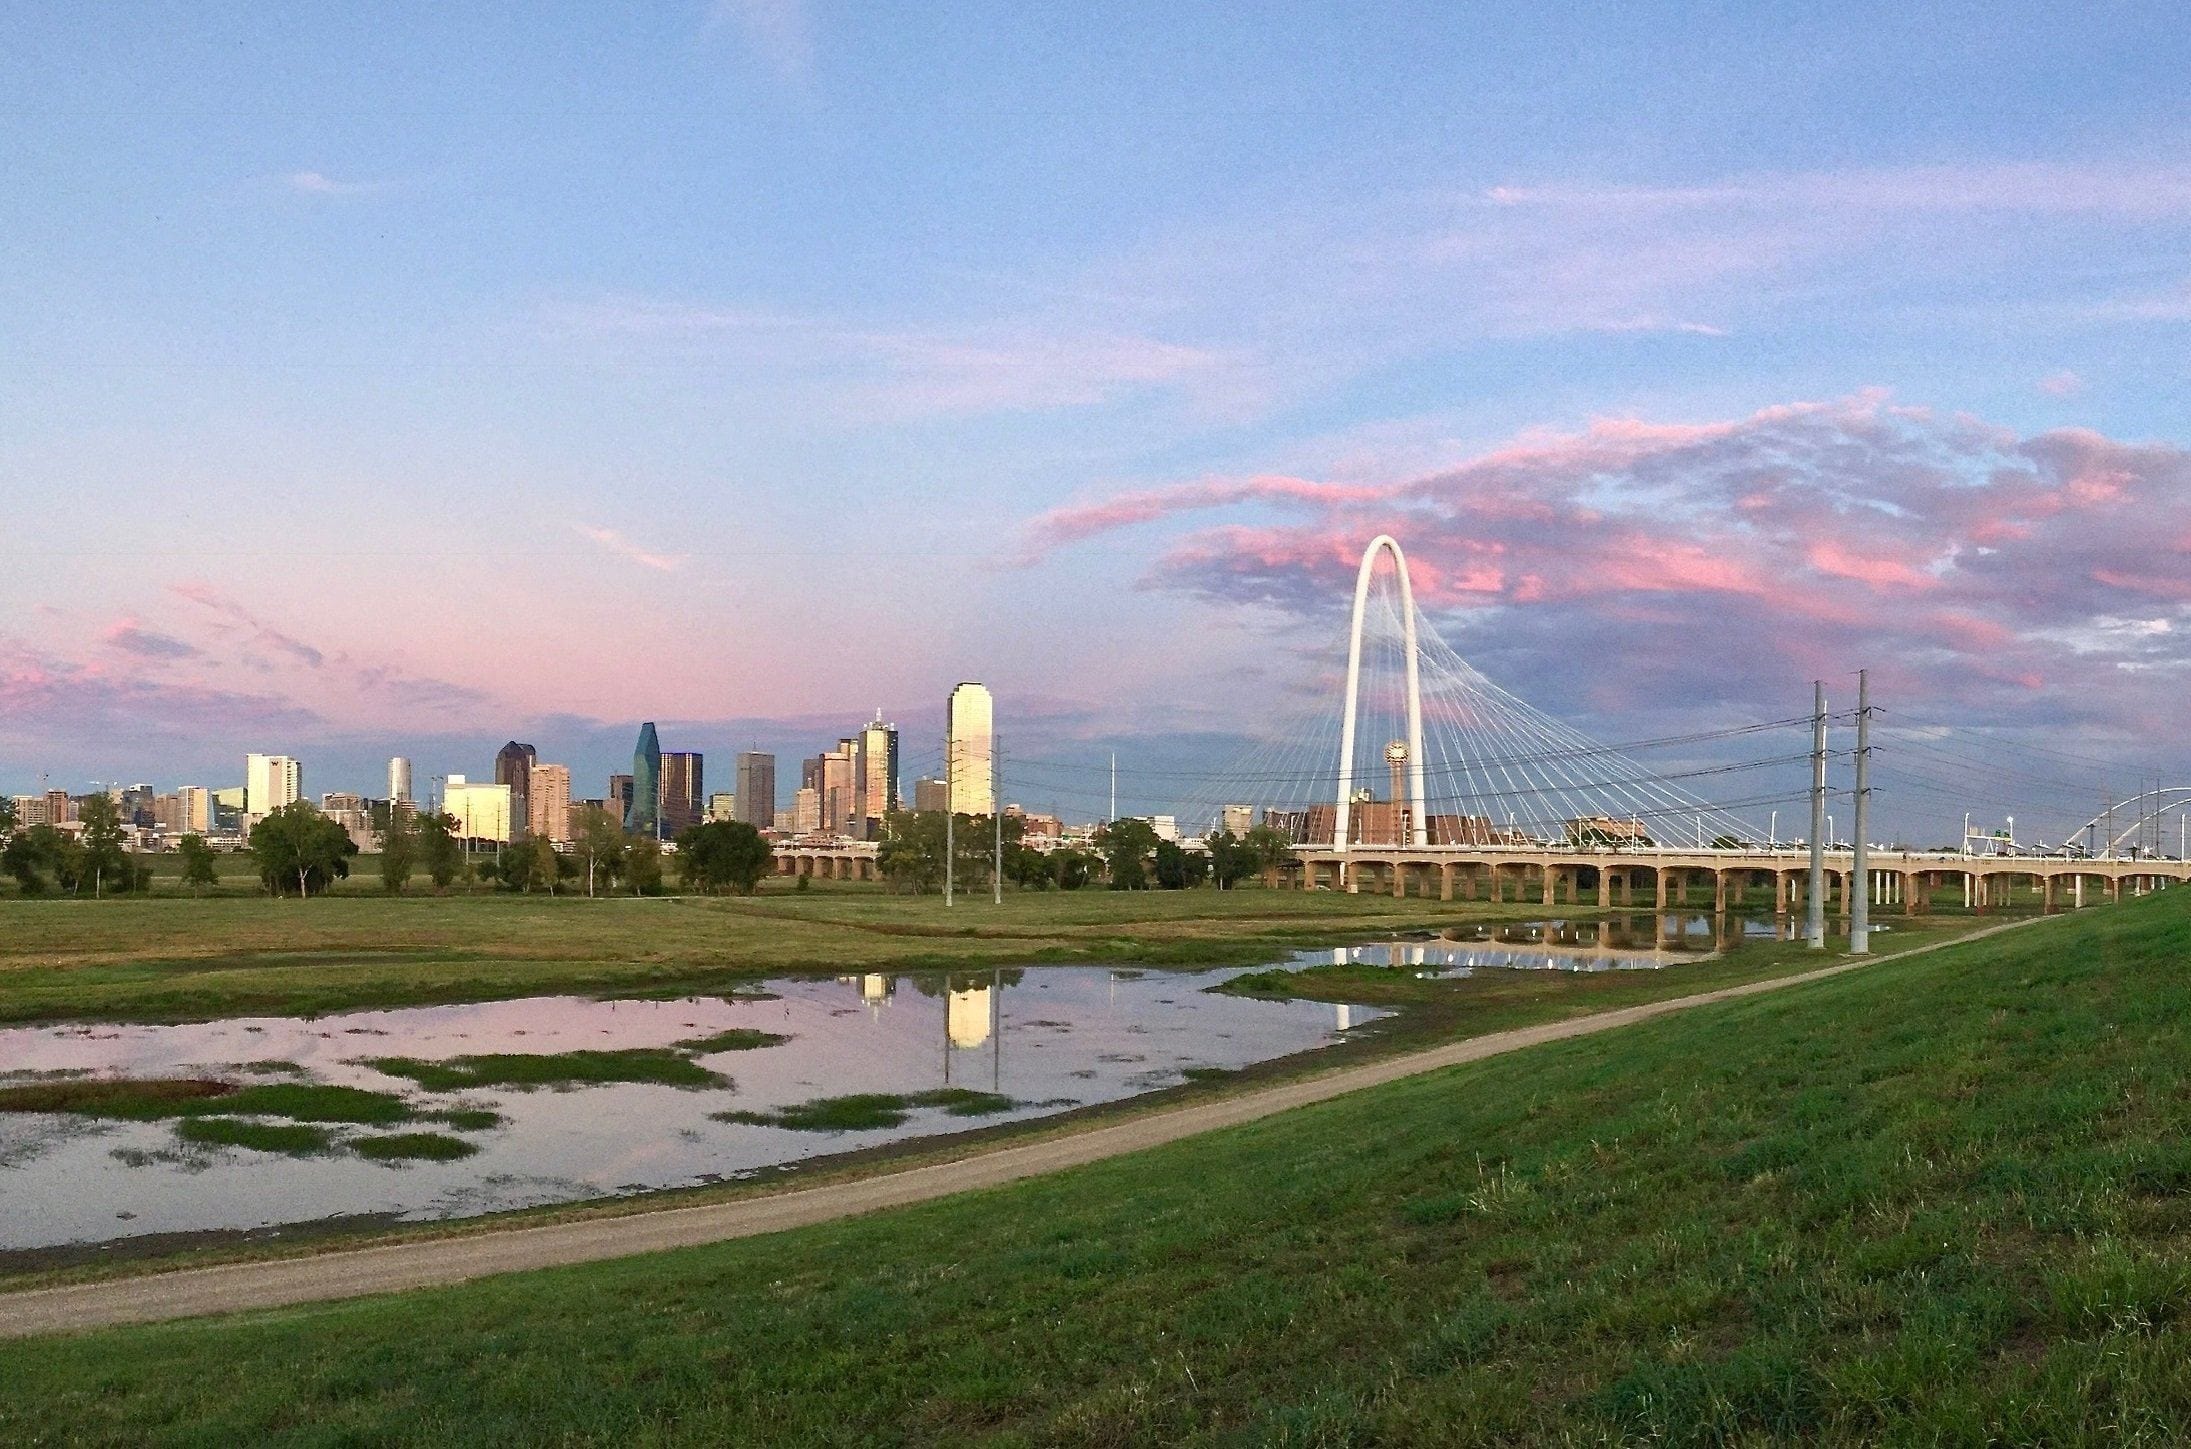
[0,965,1383,1250]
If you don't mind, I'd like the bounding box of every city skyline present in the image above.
[2,7,2186,843]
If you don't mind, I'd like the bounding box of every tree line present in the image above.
[873,810,1296,894]
[0,798,778,901]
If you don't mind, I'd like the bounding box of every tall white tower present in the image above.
[388,756,413,805]
[946,682,995,815]
[1333,536,1428,855]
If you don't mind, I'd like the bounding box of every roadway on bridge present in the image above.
[0,915,2045,1341]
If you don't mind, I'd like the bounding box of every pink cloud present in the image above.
[572,524,687,574]
[1017,392,2191,735]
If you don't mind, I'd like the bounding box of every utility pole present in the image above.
[993,734,1003,906]
[1109,752,1117,824]
[1850,669,1871,955]
[944,739,955,909]
[1807,681,1827,949]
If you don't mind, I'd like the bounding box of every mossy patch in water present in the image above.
[214,1083,415,1123]
[0,1077,414,1125]
[673,1028,791,1054]
[0,1078,235,1119]
[368,1049,725,1092]
[352,1132,480,1163]
[427,1107,505,1131]
[715,1088,1016,1132]
[174,1117,336,1155]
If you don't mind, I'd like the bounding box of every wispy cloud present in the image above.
[170,582,326,668]
[1479,161,2191,219]
[2039,369,2086,397]
[282,170,384,198]
[102,618,204,661]
[707,0,813,82]
[548,296,1253,419]
[573,523,687,573]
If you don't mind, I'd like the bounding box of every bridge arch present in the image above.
[1335,535,1428,855]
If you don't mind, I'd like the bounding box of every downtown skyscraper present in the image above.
[946,683,994,815]
[627,722,661,836]
[855,712,898,840]
[734,752,776,831]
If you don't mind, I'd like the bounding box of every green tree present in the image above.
[493,837,562,893]
[417,811,464,890]
[1241,824,1298,886]
[625,834,664,896]
[573,806,626,897]
[177,834,220,895]
[3,826,57,895]
[677,820,773,895]
[1152,839,1210,890]
[379,808,417,894]
[248,801,358,898]
[77,794,132,898]
[877,811,948,893]
[48,828,87,893]
[1005,837,1054,889]
[1096,817,1159,891]
[1205,830,1256,889]
[1049,847,1095,891]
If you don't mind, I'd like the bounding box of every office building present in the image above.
[1221,804,1254,837]
[152,786,211,834]
[660,751,704,835]
[706,792,738,823]
[442,775,512,843]
[793,786,820,834]
[607,773,633,826]
[912,777,949,813]
[529,763,572,843]
[388,756,413,805]
[734,752,776,830]
[120,784,155,827]
[11,795,47,827]
[819,740,856,836]
[854,712,899,839]
[495,742,537,840]
[627,723,661,836]
[946,682,994,815]
[322,792,375,851]
[244,754,302,818]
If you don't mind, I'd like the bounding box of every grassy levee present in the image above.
[0,889,1583,1024]
[5,894,2187,1442]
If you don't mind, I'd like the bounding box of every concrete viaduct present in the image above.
[772,842,881,882]
[1288,846,2191,914]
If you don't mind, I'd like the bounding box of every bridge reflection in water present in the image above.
[1311,911,1799,976]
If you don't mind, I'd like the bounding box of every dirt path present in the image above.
[0,918,2041,1341]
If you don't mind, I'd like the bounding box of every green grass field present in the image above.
[4,889,2184,1442]
[0,886,1622,1024]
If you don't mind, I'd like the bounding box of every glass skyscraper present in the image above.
[627,722,661,836]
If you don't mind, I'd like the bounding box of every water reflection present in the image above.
[1315,913,1807,976]
[0,964,1382,1252]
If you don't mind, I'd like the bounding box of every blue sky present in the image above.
[3,3,2188,836]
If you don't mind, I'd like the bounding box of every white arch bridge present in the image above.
[1186,535,2190,909]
